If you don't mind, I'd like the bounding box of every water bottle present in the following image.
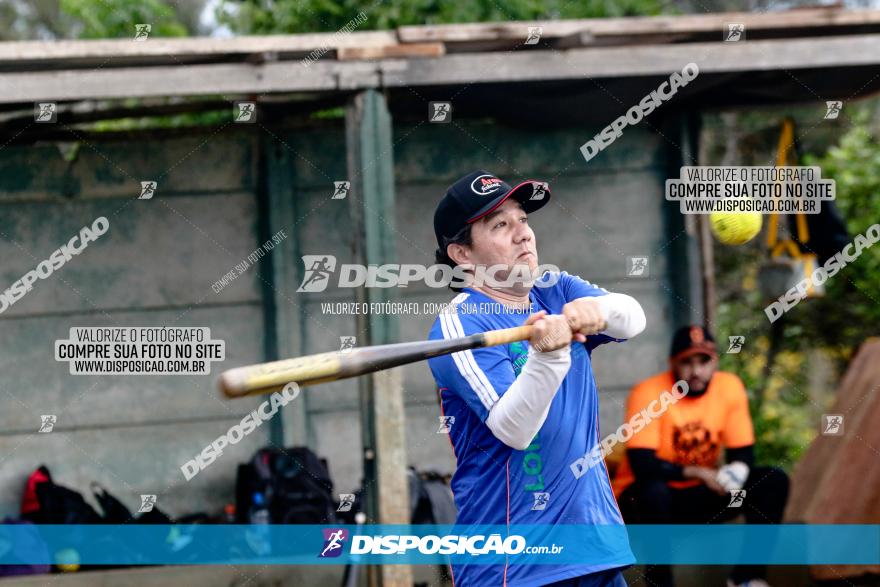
[246,492,272,556]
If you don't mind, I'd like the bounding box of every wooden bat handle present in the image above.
[482,325,533,347]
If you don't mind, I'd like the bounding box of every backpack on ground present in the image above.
[21,466,102,525]
[235,447,338,525]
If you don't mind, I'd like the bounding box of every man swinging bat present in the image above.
[428,170,646,587]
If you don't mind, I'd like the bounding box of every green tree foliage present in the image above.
[801,111,880,357]
[714,106,880,467]
[215,0,667,35]
[0,0,69,40]
[61,0,188,39]
[0,0,196,41]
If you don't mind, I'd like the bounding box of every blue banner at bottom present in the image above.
[0,524,878,566]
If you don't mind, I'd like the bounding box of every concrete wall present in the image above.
[0,132,270,518]
[0,116,697,519]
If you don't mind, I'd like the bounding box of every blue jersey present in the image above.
[427,271,635,587]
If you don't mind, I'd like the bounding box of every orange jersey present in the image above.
[612,370,755,497]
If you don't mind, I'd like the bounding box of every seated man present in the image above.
[613,325,789,587]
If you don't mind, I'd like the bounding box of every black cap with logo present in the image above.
[433,170,551,250]
[669,325,718,360]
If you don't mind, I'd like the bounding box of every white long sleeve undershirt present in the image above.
[485,293,646,450]
[485,345,571,450]
[595,293,647,340]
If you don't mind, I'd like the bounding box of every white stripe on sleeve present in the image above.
[438,295,498,411]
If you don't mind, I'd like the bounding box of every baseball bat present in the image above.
[219,324,534,398]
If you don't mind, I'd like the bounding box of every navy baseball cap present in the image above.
[433,170,551,250]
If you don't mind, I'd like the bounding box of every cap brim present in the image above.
[466,180,551,223]
[670,346,718,362]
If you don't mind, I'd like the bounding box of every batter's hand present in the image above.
[562,298,607,342]
[525,311,573,353]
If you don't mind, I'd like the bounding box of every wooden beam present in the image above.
[0,31,398,66]
[1,34,879,103]
[337,42,444,61]
[397,7,880,43]
[0,7,875,71]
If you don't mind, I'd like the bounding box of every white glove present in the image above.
[716,462,749,492]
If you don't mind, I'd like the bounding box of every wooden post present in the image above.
[262,130,309,446]
[679,111,715,329]
[664,112,706,328]
[346,89,412,587]
[697,214,717,329]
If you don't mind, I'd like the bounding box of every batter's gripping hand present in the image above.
[562,298,607,340]
[525,311,574,352]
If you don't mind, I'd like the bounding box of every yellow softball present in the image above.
[55,547,80,572]
[709,211,763,245]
